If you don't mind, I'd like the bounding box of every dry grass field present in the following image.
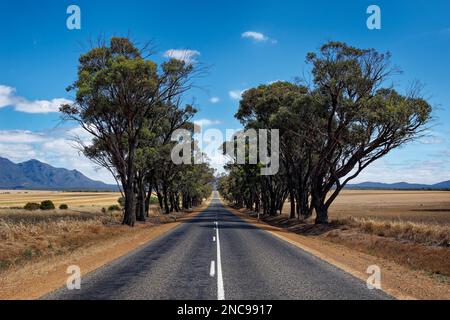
[0,190,122,208]
[255,190,450,279]
[0,190,169,274]
[1,189,449,294]
[328,190,450,225]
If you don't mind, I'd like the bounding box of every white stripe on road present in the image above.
[210,260,215,277]
[213,236,216,242]
[215,221,225,300]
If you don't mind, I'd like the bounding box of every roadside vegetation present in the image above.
[60,37,214,226]
[218,42,432,224]
[216,42,450,279]
[0,209,122,271]
[0,36,215,276]
[0,194,206,273]
[230,190,450,279]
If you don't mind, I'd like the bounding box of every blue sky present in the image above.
[0,0,449,184]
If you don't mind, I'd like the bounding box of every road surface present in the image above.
[45,192,390,300]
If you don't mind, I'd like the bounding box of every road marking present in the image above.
[215,221,225,300]
[213,236,216,242]
[210,260,215,277]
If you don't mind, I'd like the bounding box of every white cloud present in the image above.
[241,31,277,44]
[350,158,450,185]
[164,49,201,64]
[0,85,15,108]
[417,131,444,145]
[194,119,221,127]
[438,150,450,157]
[242,31,268,42]
[209,97,220,104]
[0,84,72,114]
[229,89,247,100]
[15,98,72,114]
[0,130,46,143]
[0,128,115,184]
[0,143,37,162]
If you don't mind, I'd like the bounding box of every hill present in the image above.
[0,157,117,191]
[347,180,450,190]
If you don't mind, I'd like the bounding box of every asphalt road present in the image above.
[45,192,390,300]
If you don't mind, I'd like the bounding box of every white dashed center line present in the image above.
[215,220,225,300]
[210,260,216,277]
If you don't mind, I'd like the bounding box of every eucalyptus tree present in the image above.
[220,41,432,225]
[305,42,432,223]
[235,81,316,217]
[61,37,197,226]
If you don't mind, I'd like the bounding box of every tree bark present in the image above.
[313,193,328,224]
[145,184,152,217]
[136,182,146,221]
[122,181,136,226]
[162,184,170,214]
[289,189,296,219]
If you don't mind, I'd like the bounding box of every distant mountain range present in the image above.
[347,180,450,190]
[0,157,118,191]
[0,156,448,191]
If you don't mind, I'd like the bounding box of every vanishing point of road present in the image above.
[46,192,390,300]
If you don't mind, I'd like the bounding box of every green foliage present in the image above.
[221,41,432,224]
[108,205,122,212]
[40,200,55,211]
[60,36,201,226]
[59,204,69,210]
[149,196,159,205]
[24,202,40,211]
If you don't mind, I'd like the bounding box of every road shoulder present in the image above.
[222,202,450,300]
[0,199,211,300]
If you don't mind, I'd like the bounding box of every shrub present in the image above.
[40,200,55,211]
[149,196,159,205]
[24,202,40,211]
[118,197,125,208]
[108,205,121,212]
[59,204,69,210]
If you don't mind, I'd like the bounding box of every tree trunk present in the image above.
[122,181,136,226]
[269,196,277,216]
[122,141,138,226]
[313,194,328,224]
[255,195,260,213]
[136,181,146,222]
[163,184,170,214]
[289,189,295,219]
[156,190,163,209]
[145,185,152,217]
[298,191,312,219]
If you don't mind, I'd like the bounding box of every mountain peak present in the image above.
[347,180,450,190]
[0,157,117,191]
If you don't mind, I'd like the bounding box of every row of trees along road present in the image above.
[218,42,432,224]
[60,37,214,226]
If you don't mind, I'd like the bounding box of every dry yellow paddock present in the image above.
[0,190,121,208]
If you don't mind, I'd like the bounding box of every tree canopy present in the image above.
[219,41,432,224]
[61,37,214,226]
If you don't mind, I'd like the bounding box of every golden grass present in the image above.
[267,190,450,279]
[0,190,122,208]
[327,190,450,225]
[0,197,212,300]
[0,209,124,271]
[0,200,189,274]
[229,206,450,300]
[340,217,450,247]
